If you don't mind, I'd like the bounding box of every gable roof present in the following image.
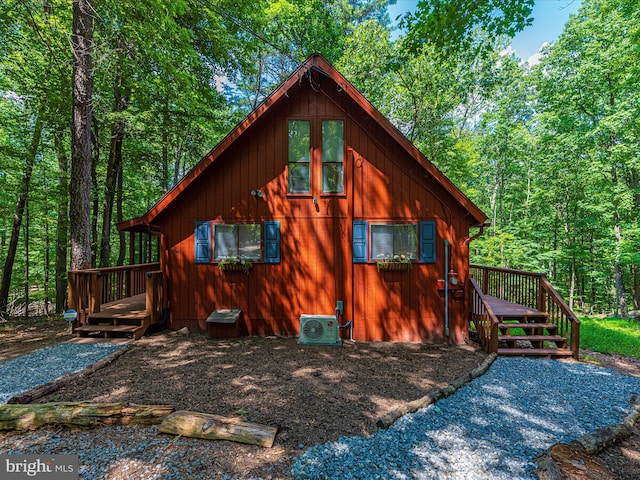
[118,54,487,231]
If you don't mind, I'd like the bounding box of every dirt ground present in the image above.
[2,318,640,478]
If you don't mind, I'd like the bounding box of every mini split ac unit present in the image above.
[298,314,342,346]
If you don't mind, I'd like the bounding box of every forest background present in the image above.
[0,0,638,320]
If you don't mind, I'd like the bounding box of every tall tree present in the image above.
[0,114,43,317]
[69,0,94,271]
[402,0,534,56]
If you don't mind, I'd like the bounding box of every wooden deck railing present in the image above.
[470,265,580,358]
[469,277,500,354]
[68,263,161,325]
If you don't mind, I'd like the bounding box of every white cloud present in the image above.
[526,42,551,66]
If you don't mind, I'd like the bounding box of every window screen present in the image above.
[370,224,418,260]
[322,120,344,193]
[288,120,311,193]
[214,224,262,260]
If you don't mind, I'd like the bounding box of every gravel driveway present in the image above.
[2,342,640,479]
[292,357,640,479]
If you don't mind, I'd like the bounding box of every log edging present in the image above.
[7,345,131,404]
[0,402,174,430]
[535,397,640,479]
[376,352,498,429]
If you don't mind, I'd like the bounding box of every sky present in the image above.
[387,0,583,63]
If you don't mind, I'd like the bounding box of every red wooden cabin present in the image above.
[117,54,488,344]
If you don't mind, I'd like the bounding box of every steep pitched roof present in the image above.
[118,53,487,231]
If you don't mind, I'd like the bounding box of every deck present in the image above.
[470,266,580,359]
[485,295,545,319]
[88,294,148,321]
[75,294,151,340]
[69,265,163,341]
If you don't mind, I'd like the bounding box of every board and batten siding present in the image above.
[156,79,472,343]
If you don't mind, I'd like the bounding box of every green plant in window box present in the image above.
[376,254,413,272]
[218,256,253,274]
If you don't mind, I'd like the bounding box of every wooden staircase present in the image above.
[75,294,151,340]
[496,312,573,358]
[469,266,580,360]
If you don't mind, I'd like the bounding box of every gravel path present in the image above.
[292,357,640,479]
[2,347,640,479]
[0,343,126,404]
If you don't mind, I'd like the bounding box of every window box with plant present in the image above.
[218,256,253,274]
[376,254,413,272]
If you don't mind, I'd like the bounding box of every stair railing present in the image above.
[68,262,161,326]
[470,265,580,359]
[469,277,499,354]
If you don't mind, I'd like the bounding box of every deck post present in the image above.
[482,267,489,294]
[489,318,499,353]
[570,318,580,360]
[536,275,546,313]
[89,272,101,315]
[146,272,156,323]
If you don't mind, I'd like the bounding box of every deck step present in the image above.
[497,347,574,357]
[498,323,558,331]
[76,321,148,340]
[498,335,566,343]
[499,334,567,349]
[76,324,141,334]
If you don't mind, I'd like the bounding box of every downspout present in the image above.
[464,223,490,245]
[444,239,450,338]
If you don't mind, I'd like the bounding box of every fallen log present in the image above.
[0,402,174,431]
[7,346,130,404]
[376,352,497,429]
[158,410,277,448]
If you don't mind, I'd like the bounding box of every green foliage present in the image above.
[401,0,534,57]
[1,0,639,319]
[580,316,640,357]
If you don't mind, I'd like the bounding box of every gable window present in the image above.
[370,224,418,260]
[288,120,311,193]
[194,221,281,264]
[288,118,344,194]
[322,120,344,193]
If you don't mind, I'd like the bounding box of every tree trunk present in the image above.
[23,199,29,321]
[116,163,126,266]
[69,0,94,271]
[54,131,69,313]
[100,39,130,268]
[0,403,174,431]
[569,257,575,311]
[90,118,99,268]
[0,115,43,318]
[632,264,640,310]
[158,411,278,448]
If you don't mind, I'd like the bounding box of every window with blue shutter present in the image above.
[352,221,368,263]
[420,221,436,263]
[264,221,281,263]
[194,221,211,263]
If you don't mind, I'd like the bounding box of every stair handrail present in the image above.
[469,277,500,354]
[539,276,581,359]
[470,264,580,359]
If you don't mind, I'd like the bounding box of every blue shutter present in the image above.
[352,221,368,263]
[195,221,211,263]
[264,221,280,263]
[420,221,436,263]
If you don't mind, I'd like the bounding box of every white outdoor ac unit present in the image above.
[298,314,342,346]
